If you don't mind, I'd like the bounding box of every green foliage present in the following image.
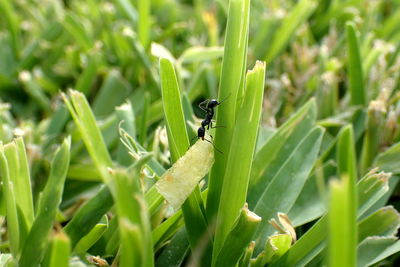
[0,0,400,266]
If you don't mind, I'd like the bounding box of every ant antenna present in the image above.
[218,92,232,105]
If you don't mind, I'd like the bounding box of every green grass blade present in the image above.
[271,169,392,267]
[238,241,255,267]
[75,52,98,95]
[248,98,317,204]
[252,126,324,252]
[62,90,113,182]
[358,206,400,242]
[152,210,183,249]
[0,0,20,58]
[138,0,151,48]
[63,12,93,51]
[360,101,386,174]
[264,0,317,62]
[64,186,113,248]
[263,234,292,265]
[47,232,71,267]
[159,57,209,252]
[374,142,400,174]
[346,22,366,106]
[92,70,132,118]
[328,125,358,267]
[207,0,251,222]
[0,147,20,258]
[155,228,189,267]
[215,206,261,267]
[19,138,70,267]
[159,58,190,159]
[115,0,138,24]
[213,61,265,259]
[75,215,108,254]
[328,178,357,267]
[358,238,400,267]
[113,169,154,267]
[3,138,34,229]
[288,161,336,227]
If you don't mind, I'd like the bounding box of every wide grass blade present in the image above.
[47,232,71,267]
[207,0,251,222]
[357,238,400,267]
[215,205,261,267]
[62,90,113,182]
[64,186,113,248]
[248,98,317,201]
[19,138,71,267]
[252,126,324,252]
[159,57,209,252]
[328,179,357,267]
[213,61,265,260]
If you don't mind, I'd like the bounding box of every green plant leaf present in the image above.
[19,138,71,267]
[252,126,324,252]
[213,61,266,259]
[206,0,251,220]
[346,22,366,106]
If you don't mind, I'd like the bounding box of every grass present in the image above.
[0,0,400,266]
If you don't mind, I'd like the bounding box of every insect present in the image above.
[190,95,230,153]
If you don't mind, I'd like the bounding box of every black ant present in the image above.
[190,95,229,153]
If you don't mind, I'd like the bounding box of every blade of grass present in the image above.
[3,138,34,229]
[75,215,108,254]
[360,100,386,174]
[113,169,154,267]
[75,52,99,95]
[215,205,262,267]
[0,146,20,258]
[19,138,70,267]
[206,0,251,222]
[213,61,265,261]
[138,0,151,48]
[358,206,400,242]
[346,22,366,106]
[358,238,400,267]
[92,70,132,118]
[62,90,113,183]
[248,98,317,204]
[159,57,209,254]
[252,126,324,252]
[328,125,358,266]
[328,178,357,267]
[264,0,317,62]
[0,0,20,58]
[64,186,113,248]
[47,232,71,267]
[63,12,93,51]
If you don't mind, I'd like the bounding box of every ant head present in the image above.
[197,127,205,138]
[207,99,219,108]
